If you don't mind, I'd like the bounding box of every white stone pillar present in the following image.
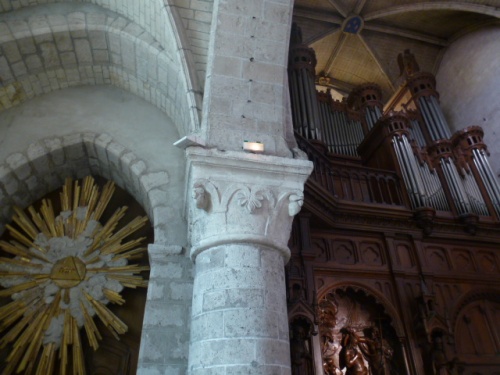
[186,147,312,374]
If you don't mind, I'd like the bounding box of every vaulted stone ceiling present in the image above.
[292,0,500,101]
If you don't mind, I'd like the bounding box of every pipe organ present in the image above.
[288,25,500,226]
[287,28,500,375]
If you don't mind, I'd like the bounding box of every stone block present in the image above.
[224,308,279,338]
[149,261,184,279]
[60,51,77,66]
[25,54,43,70]
[74,39,92,64]
[190,338,256,367]
[225,364,284,375]
[3,41,21,63]
[17,36,36,54]
[10,60,27,77]
[54,31,73,52]
[189,311,224,341]
[140,171,169,193]
[255,339,290,366]
[224,244,261,268]
[8,19,31,39]
[40,42,60,68]
[44,137,65,166]
[143,301,185,328]
[6,153,31,180]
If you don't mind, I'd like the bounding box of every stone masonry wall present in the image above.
[0,2,200,136]
[0,85,193,373]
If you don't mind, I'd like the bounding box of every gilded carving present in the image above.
[317,290,400,375]
[0,176,149,374]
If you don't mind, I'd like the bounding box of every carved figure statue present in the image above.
[357,326,394,375]
[319,298,342,374]
[322,333,342,375]
[342,328,369,375]
[397,49,420,77]
[290,320,313,375]
[431,335,454,375]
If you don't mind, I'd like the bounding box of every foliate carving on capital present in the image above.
[192,179,305,217]
[236,187,275,214]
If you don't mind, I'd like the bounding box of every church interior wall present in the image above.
[436,26,500,176]
[0,84,194,373]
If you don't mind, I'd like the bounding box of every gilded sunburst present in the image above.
[0,176,149,374]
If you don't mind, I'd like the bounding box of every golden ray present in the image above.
[0,256,42,268]
[80,301,102,351]
[40,199,57,237]
[88,265,150,274]
[107,274,149,288]
[103,288,126,305]
[84,207,128,257]
[37,343,56,375]
[0,176,150,374]
[113,246,147,260]
[27,206,51,238]
[91,180,115,221]
[84,291,127,339]
[0,280,40,297]
[72,314,85,375]
[11,206,39,241]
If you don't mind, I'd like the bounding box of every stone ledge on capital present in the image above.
[186,147,313,261]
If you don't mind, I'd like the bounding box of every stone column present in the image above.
[186,147,312,374]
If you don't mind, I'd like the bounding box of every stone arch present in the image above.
[0,2,200,136]
[0,132,172,247]
[318,281,405,336]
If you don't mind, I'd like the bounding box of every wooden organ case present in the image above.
[287,25,500,375]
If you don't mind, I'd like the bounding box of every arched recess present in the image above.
[0,132,172,248]
[0,2,200,136]
[316,283,408,375]
[451,289,500,373]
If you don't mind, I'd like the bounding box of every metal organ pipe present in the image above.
[462,169,488,216]
[402,136,426,206]
[410,119,426,148]
[325,104,336,153]
[418,96,451,140]
[418,97,440,141]
[440,158,470,214]
[473,149,500,216]
[393,137,416,207]
[393,136,425,208]
[430,96,451,138]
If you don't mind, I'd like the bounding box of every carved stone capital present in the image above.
[186,148,313,261]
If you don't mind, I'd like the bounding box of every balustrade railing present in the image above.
[296,134,406,206]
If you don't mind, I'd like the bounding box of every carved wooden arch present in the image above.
[288,299,316,325]
[317,281,405,337]
[450,287,500,333]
